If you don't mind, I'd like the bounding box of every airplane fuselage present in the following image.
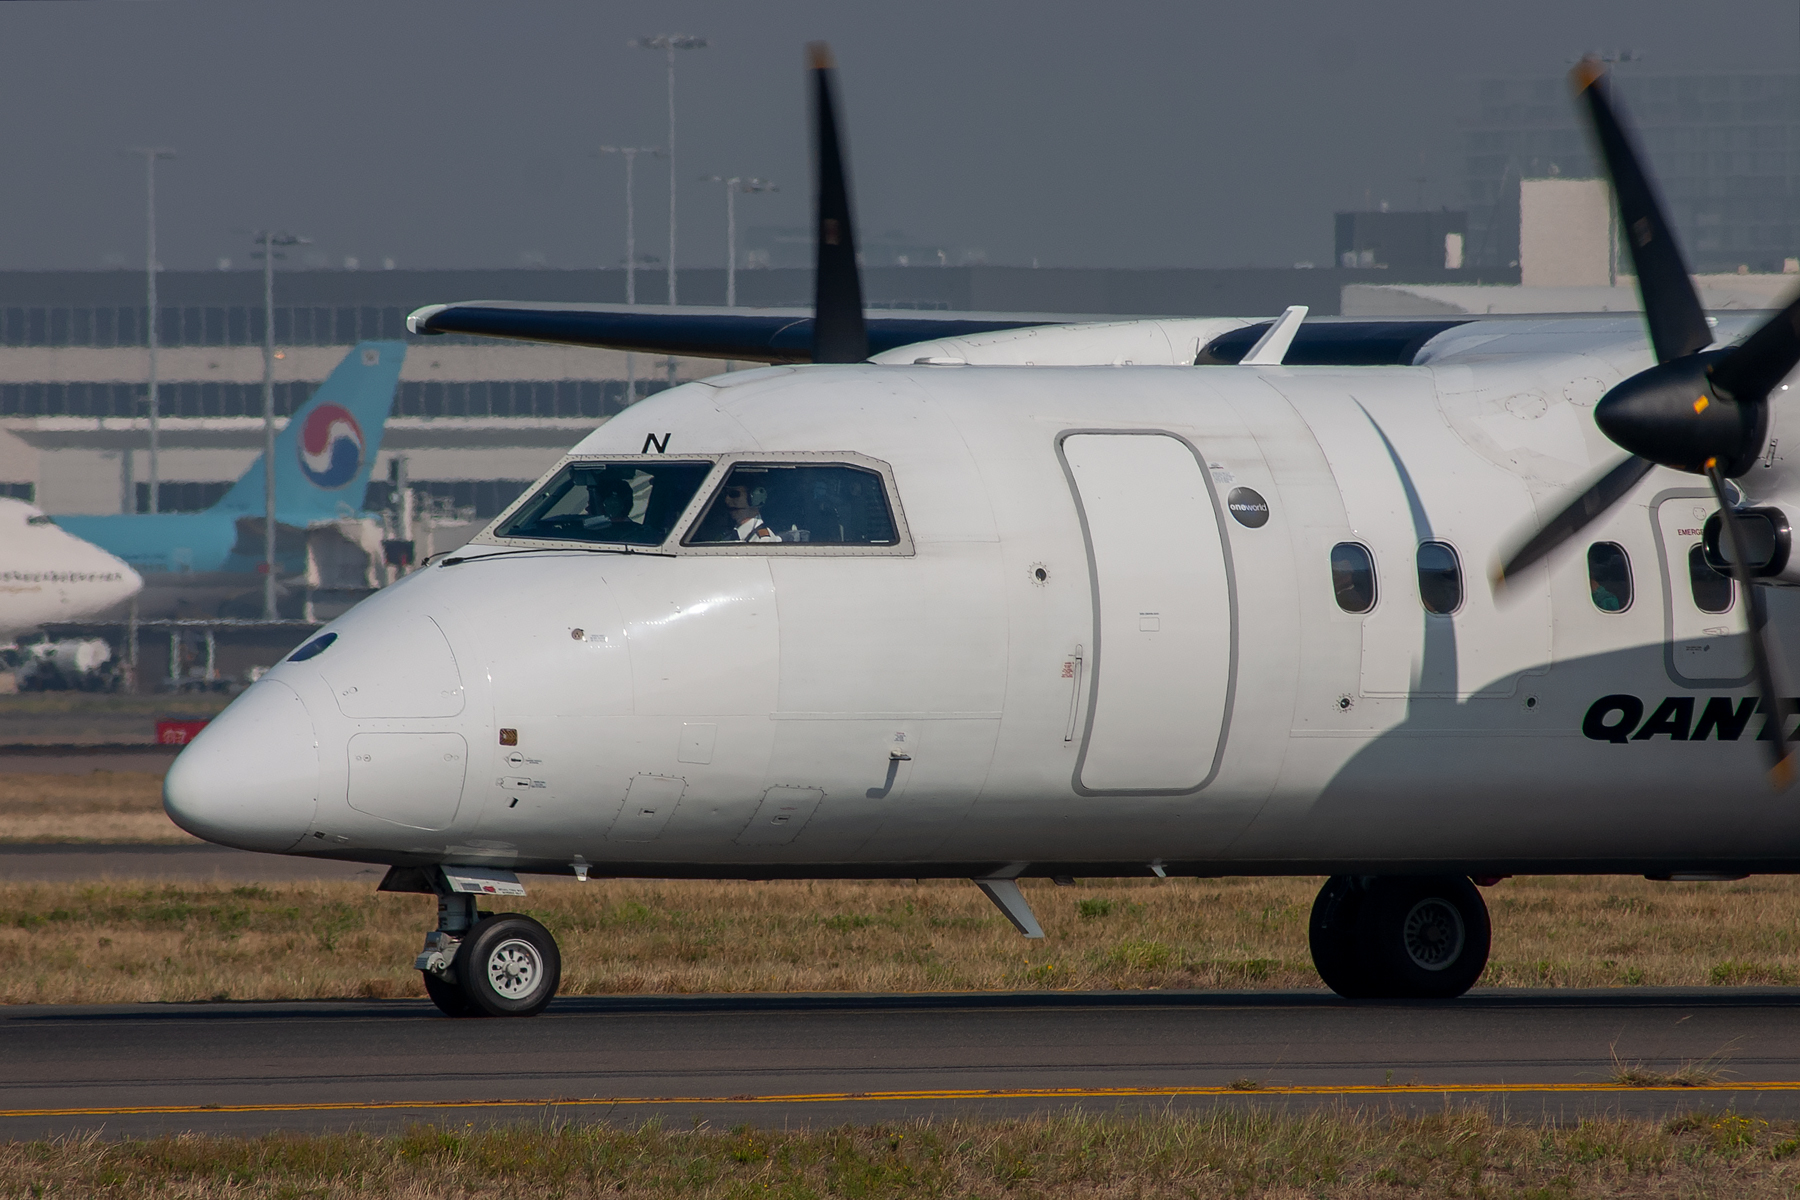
[0,499,142,638]
[166,346,1800,878]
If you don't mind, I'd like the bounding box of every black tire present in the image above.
[451,913,561,1018]
[1356,876,1491,1000]
[422,968,475,1017]
[1309,876,1376,998]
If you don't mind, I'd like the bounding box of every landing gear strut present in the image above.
[1308,875,1490,999]
[415,890,562,1018]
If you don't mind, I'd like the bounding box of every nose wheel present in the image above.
[1308,875,1490,999]
[448,914,562,1017]
[415,889,562,1017]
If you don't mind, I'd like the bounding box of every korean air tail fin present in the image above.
[213,341,406,521]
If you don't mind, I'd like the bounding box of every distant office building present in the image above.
[0,263,1505,521]
[1334,210,1468,274]
[1464,70,1800,272]
[1518,178,1614,287]
[0,270,712,522]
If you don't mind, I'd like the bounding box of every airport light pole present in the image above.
[129,148,174,513]
[701,176,777,307]
[251,229,306,620]
[598,145,662,405]
[632,34,706,306]
[598,145,664,306]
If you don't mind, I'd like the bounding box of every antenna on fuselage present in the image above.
[807,42,869,364]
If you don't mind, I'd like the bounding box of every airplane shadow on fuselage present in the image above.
[1249,635,1800,876]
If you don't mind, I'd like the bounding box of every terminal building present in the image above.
[1464,69,1800,272]
[0,262,1500,527]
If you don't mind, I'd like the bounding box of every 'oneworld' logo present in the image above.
[297,403,364,489]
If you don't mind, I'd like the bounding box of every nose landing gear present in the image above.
[394,872,563,1018]
[1308,875,1491,999]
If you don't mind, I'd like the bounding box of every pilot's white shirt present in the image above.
[731,514,781,542]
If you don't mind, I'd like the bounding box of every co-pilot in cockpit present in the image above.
[493,458,901,550]
[692,478,781,543]
[686,463,896,546]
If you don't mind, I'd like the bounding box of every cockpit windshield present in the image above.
[493,460,712,546]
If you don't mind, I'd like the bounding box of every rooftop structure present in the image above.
[1464,70,1800,273]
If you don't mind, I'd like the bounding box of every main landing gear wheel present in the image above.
[450,913,562,1017]
[422,969,474,1017]
[1308,875,1490,1000]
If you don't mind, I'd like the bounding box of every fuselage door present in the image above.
[1061,431,1234,794]
[1652,489,1751,685]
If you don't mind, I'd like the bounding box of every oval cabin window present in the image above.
[1586,542,1633,613]
[1330,542,1376,613]
[1688,543,1733,614]
[1415,541,1462,615]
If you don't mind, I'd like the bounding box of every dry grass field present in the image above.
[0,770,197,844]
[8,1108,1800,1197]
[2,871,1800,1004]
[2,766,1799,1001]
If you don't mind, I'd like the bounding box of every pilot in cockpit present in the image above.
[715,481,782,542]
[576,476,636,533]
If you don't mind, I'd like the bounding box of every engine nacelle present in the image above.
[1703,505,1796,583]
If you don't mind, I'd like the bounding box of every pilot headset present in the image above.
[746,484,768,507]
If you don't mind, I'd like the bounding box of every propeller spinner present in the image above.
[1494,57,1800,785]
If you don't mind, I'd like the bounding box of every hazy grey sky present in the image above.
[1,0,1793,272]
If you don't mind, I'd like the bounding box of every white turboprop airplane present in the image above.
[0,498,142,639]
[164,52,1800,1018]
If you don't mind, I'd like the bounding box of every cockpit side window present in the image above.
[493,460,712,546]
[685,463,897,547]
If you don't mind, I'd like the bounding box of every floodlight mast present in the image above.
[702,175,778,307]
[129,148,174,514]
[250,229,306,620]
[598,146,663,305]
[599,145,663,403]
[632,35,706,305]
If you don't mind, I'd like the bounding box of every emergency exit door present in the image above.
[1062,431,1235,793]
[1654,489,1752,685]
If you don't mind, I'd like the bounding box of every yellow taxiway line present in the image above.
[6,1081,1800,1119]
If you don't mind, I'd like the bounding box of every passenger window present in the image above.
[1416,541,1462,615]
[1587,542,1633,612]
[494,460,712,546]
[1330,542,1376,613]
[686,463,897,546]
[1688,543,1733,613]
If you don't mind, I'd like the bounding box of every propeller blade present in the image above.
[1570,57,1711,364]
[1705,462,1794,789]
[1709,289,1800,406]
[807,42,868,364]
[1493,455,1654,587]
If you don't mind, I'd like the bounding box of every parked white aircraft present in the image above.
[0,499,142,639]
[165,52,1800,1017]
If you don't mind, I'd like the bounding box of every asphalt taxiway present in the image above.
[5,988,1799,1138]
[0,844,388,883]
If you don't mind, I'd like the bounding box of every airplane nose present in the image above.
[112,563,143,606]
[164,680,320,852]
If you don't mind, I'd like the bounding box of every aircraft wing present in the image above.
[406,301,1074,363]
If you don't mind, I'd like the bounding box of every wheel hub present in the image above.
[485,937,544,998]
[1401,898,1465,971]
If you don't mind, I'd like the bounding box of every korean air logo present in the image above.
[297,403,364,489]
